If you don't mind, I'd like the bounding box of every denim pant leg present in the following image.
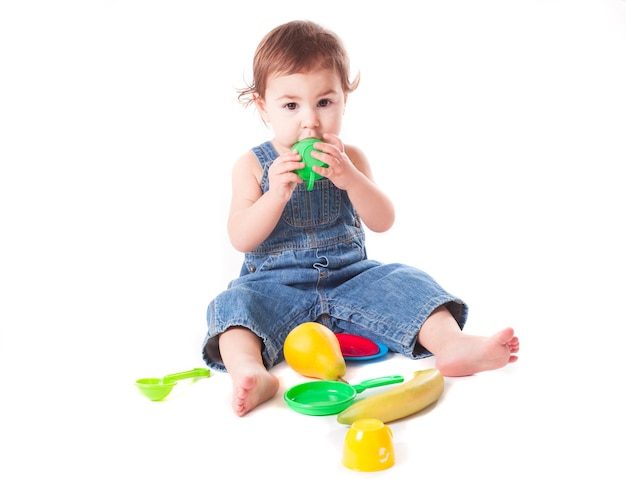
[324,262,468,359]
[202,280,320,372]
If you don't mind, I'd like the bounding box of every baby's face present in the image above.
[255,68,347,153]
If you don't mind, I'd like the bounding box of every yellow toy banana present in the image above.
[336,368,444,425]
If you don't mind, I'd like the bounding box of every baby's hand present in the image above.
[267,150,304,200]
[310,134,359,190]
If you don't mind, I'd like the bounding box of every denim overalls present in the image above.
[202,141,467,372]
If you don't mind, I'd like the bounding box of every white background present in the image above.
[1,1,625,477]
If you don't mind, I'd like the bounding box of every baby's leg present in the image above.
[219,326,279,416]
[418,306,519,377]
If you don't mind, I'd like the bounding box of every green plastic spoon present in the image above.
[135,367,211,401]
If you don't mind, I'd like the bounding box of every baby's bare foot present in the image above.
[435,327,519,377]
[232,370,279,417]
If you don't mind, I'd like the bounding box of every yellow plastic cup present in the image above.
[342,418,395,472]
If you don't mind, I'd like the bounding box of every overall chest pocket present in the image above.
[281,179,341,227]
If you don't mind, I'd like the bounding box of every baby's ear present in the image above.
[254,94,270,122]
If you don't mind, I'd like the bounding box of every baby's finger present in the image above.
[291,159,305,169]
[321,133,344,152]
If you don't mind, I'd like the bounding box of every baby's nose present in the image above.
[301,108,320,129]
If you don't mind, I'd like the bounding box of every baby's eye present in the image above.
[318,99,332,107]
[285,102,298,111]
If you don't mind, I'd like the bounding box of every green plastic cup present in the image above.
[292,138,327,190]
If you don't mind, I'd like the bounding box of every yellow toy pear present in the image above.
[284,322,346,380]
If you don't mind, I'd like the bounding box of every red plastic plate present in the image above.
[335,333,380,357]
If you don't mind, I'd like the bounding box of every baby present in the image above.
[202,20,519,416]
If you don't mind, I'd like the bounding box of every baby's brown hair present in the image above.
[238,20,360,107]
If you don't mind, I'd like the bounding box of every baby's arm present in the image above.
[342,145,395,232]
[313,135,395,233]
[227,149,304,252]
